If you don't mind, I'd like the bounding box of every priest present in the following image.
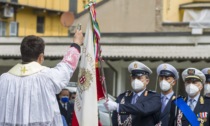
[0,30,83,126]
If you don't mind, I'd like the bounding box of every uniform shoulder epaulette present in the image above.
[147,90,156,93]
[119,90,132,97]
[144,90,156,96]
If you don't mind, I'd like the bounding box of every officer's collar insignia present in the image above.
[134,63,138,68]
[163,64,167,70]
[126,90,132,96]
[144,90,148,96]
[172,96,176,100]
[128,91,133,96]
[188,69,195,75]
[200,96,204,104]
[208,70,210,75]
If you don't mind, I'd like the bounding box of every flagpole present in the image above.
[97,45,113,126]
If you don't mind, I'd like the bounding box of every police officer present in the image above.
[156,63,179,126]
[202,68,210,97]
[104,61,161,126]
[169,68,210,126]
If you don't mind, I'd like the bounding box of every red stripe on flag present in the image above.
[96,67,105,100]
[72,111,79,126]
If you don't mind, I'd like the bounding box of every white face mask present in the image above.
[159,80,173,91]
[204,84,210,95]
[185,84,199,97]
[131,79,144,92]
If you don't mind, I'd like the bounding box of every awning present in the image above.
[180,3,210,9]
[1,45,210,60]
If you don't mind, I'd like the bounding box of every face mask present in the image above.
[61,96,69,103]
[131,79,144,91]
[204,84,210,95]
[185,84,199,97]
[159,80,173,91]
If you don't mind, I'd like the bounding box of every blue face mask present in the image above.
[61,96,69,103]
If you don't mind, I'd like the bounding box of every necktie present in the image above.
[189,99,195,111]
[63,103,67,110]
[131,94,138,104]
[161,96,168,112]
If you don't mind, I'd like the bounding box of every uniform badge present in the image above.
[163,64,167,70]
[187,69,195,75]
[197,112,208,126]
[134,63,138,68]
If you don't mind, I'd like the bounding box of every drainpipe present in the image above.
[105,61,118,97]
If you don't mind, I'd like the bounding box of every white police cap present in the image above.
[157,63,179,80]
[128,61,152,76]
[182,68,206,84]
[201,68,210,82]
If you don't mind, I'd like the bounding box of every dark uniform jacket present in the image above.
[169,96,210,126]
[159,93,176,126]
[58,101,74,126]
[112,89,161,126]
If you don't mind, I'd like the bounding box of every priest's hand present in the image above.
[104,100,118,112]
[73,30,83,46]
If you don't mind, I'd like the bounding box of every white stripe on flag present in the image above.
[74,16,98,126]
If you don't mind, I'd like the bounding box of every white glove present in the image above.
[103,100,118,112]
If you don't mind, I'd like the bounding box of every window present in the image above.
[10,21,18,36]
[36,16,45,33]
[183,9,210,28]
[0,21,6,36]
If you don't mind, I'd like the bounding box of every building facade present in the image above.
[0,0,69,37]
[1,0,210,97]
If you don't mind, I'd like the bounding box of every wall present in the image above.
[162,0,193,22]
[74,0,156,33]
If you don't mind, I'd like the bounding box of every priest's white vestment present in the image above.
[0,47,80,126]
